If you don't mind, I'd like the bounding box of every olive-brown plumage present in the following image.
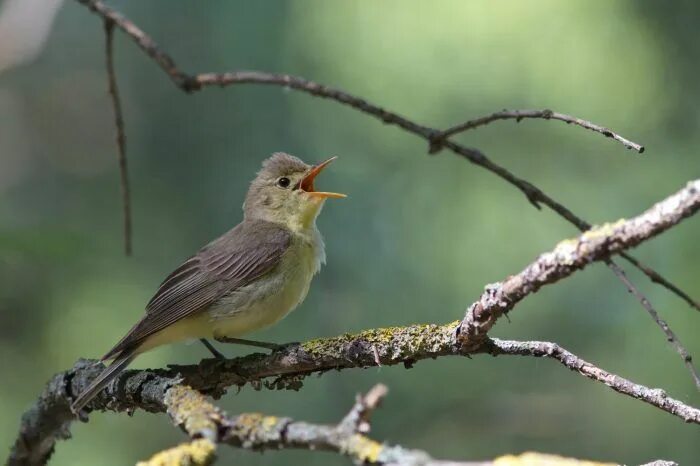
[71,153,344,413]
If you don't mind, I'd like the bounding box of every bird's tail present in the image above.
[70,351,136,414]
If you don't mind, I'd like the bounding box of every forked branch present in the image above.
[138,384,673,466]
[9,179,700,465]
[71,0,700,326]
[459,179,700,339]
[14,2,698,465]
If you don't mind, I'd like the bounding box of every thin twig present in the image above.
[606,261,700,390]
[429,109,644,153]
[338,383,388,434]
[73,0,699,320]
[103,18,132,256]
[486,338,700,423]
[620,253,700,313]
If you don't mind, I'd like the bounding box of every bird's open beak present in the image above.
[299,156,346,199]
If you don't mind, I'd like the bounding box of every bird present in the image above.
[70,152,345,413]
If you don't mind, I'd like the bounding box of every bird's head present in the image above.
[243,152,346,231]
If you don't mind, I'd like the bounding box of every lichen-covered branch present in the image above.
[163,384,443,465]
[6,323,460,466]
[137,439,216,466]
[10,180,700,465]
[70,0,699,317]
[459,179,700,341]
[8,371,76,466]
[9,319,700,465]
[154,384,628,466]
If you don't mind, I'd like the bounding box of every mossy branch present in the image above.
[8,329,699,465]
[9,179,700,465]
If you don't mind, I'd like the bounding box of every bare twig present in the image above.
[459,179,700,340]
[429,109,644,153]
[606,261,700,389]
[73,0,699,323]
[620,253,700,313]
[486,338,700,423]
[338,383,388,434]
[103,18,131,256]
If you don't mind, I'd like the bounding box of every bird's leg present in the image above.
[200,338,227,359]
[214,336,283,351]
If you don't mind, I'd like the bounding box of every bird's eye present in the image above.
[277,177,291,188]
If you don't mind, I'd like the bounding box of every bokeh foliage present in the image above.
[1,1,699,464]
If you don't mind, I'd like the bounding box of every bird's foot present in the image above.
[214,336,286,352]
[200,339,227,359]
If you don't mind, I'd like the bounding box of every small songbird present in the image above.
[71,153,345,413]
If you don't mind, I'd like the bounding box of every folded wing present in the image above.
[102,220,291,359]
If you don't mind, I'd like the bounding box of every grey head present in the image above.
[243,152,345,232]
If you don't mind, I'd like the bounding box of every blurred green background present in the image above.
[1,1,699,464]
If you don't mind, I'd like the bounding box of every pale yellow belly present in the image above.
[208,261,315,338]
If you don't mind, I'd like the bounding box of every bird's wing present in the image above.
[102,220,291,359]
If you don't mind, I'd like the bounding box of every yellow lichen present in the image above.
[493,451,617,466]
[232,412,266,434]
[137,439,216,466]
[300,322,457,358]
[261,415,279,432]
[581,218,626,241]
[164,386,220,436]
[345,434,384,463]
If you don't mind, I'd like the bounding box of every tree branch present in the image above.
[459,179,700,340]
[9,320,700,465]
[18,4,697,463]
[9,179,700,465]
[620,253,700,313]
[485,339,700,424]
[70,0,700,322]
[605,261,700,389]
[103,16,131,256]
[163,383,459,465]
[136,439,215,466]
[153,384,638,466]
[429,109,644,154]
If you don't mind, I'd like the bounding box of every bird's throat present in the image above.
[286,198,325,234]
